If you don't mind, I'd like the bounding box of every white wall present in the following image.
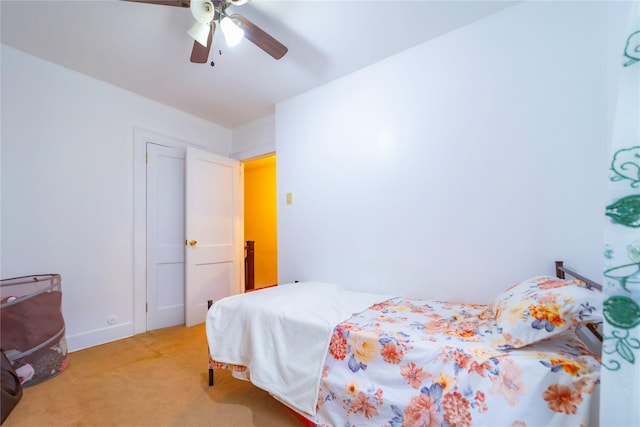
[230,114,276,160]
[276,1,621,303]
[0,46,232,350]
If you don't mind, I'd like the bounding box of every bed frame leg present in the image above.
[207,299,214,387]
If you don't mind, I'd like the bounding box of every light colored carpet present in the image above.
[3,324,303,426]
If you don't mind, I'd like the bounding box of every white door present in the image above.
[146,143,185,330]
[185,147,243,327]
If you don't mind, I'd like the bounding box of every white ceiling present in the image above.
[1,0,518,128]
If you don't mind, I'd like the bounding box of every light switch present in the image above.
[286,192,293,205]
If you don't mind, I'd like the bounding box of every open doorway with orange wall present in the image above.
[243,155,278,289]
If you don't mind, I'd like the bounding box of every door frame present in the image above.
[133,128,209,334]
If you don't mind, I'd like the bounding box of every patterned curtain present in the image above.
[601,2,640,425]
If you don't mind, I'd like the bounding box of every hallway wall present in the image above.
[244,155,278,288]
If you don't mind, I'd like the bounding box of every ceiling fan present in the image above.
[125,0,288,63]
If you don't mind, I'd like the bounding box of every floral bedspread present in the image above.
[314,298,600,427]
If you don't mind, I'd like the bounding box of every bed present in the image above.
[205,261,603,426]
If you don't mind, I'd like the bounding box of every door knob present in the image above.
[188,239,197,247]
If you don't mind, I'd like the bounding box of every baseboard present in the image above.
[65,322,134,352]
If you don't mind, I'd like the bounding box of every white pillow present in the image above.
[490,276,602,349]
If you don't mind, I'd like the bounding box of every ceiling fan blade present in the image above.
[190,22,215,63]
[122,0,190,7]
[230,13,288,60]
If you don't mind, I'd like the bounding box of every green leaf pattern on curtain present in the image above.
[604,147,640,369]
[603,88,640,369]
[624,30,640,67]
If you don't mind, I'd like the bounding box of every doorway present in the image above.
[243,155,278,288]
[136,131,243,333]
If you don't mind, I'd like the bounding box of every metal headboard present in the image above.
[555,260,603,342]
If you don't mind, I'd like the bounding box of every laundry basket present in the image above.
[0,274,68,386]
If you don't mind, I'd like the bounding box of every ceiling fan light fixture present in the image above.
[188,21,211,47]
[190,0,215,24]
[220,16,244,47]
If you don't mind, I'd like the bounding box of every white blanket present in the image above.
[205,282,392,416]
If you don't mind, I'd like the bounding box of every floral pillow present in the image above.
[490,276,602,350]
